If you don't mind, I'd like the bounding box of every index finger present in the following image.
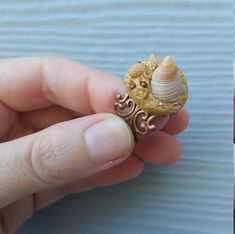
[0,56,188,136]
[0,56,124,114]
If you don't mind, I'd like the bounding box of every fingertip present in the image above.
[135,131,182,164]
[90,155,144,186]
[162,108,189,135]
[152,116,169,130]
[125,155,145,178]
[163,136,181,164]
[115,155,144,181]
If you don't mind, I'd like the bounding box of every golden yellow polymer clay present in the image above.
[124,54,188,116]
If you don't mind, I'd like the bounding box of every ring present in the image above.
[114,54,188,142]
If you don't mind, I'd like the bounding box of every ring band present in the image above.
[114,93,156,142]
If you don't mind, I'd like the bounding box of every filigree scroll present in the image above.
[114,94,157,142]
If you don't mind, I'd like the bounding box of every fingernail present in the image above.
[85,117,133,163]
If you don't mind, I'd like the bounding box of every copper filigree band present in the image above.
[114,93,156,142]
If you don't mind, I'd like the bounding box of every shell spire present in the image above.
[151,56,184,102]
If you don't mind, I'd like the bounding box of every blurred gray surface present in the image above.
[0,0,232,233]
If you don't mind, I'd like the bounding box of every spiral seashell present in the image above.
[151,56,185,102]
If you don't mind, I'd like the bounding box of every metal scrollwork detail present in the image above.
[114,94,156,142]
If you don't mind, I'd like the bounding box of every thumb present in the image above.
[0,113,134,208]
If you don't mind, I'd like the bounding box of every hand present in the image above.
[0,56,189,233]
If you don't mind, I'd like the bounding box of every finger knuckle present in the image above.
[29,131,67,185]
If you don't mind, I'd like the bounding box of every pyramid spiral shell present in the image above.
[151,56,185,102]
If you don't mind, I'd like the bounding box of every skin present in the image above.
[0,56,189,233]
